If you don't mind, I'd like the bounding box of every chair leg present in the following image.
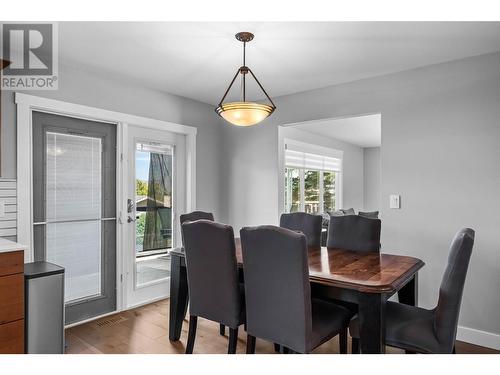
[185,315,197,354]
[339,328,347,354]
[246,334,256,354]
[351,337,359,354]
[228,327,239,354]
[453,345,456,354]
[220,324,225,336]
[274,343,281,352]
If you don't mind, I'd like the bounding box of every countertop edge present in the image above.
[0,239,28,254]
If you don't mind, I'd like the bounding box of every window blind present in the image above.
[285,148,342,172]
[45,132,102,302]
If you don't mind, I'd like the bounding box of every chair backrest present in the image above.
[180,210,214,224]
[358,210,379,219]
[326,215,381,252]
[182,220,241,328]
[240,225,312,353]
[434,228,475,352]
[280,212,322,247]
[180,211,214,246]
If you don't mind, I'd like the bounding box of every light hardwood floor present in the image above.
[65,299,499,354]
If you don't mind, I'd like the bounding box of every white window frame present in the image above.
[319,170,324,213]
[284,166,341,214]
[299,168,305,212]
[279,137,343,216]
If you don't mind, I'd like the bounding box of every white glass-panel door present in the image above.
[125,125,186,308]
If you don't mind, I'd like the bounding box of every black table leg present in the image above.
[358,293,386,354]
[246,335,256,354]
[169,254,189,341]
[398,273,418,306]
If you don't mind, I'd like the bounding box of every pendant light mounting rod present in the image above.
[236,32,254,102]
[242,41,246,101]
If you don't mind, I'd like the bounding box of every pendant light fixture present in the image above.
[216,32,276,127]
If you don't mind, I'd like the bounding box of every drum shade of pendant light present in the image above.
[215,32,276,127]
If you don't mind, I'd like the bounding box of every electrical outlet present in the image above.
[389,195,401,209]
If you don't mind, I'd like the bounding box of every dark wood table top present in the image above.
[171,238,424,294]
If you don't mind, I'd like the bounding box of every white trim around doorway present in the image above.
[15,92,197,319]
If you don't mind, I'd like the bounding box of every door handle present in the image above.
[127,199,135,213]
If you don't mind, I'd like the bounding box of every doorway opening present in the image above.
[278,113,382,227]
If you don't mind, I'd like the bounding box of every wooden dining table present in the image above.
[168,239,424,354]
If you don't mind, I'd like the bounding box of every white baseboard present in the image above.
[125,293,169,311]
[457,325,500,350]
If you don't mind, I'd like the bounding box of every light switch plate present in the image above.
[0,201,5,218]
[390,195,401,209]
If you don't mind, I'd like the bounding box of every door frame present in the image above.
[16,92,197,321]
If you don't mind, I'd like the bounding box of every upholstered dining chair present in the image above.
[179,211,229,335]
[349,228,475,354]
[240,225,354,354]
[280,212,323,247]
[182,220,245,354]
[326,215,381,252]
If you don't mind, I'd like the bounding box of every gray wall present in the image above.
[1,62,224,220]
[221,51,500,341]
[363,147,381,212]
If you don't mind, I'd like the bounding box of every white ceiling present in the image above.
[292,114,381,148]
[58,22,500,105]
